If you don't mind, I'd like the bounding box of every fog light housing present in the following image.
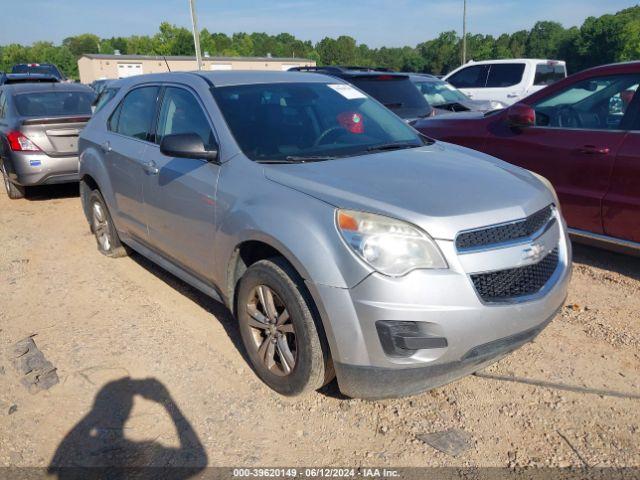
[376,321,448,357]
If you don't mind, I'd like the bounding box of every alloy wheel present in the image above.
[246,285,297,376]
[92,201,112,251]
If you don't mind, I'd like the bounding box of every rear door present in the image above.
[484,73,640,234]
[105,85,160,241]
[602,87,640,242]
[142,85,220,282]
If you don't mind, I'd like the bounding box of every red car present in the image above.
[415,62,640,252]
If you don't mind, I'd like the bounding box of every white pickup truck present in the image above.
[443,59,567,105]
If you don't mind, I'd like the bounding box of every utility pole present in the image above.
[462,0,467,65]
[189,0,203,70]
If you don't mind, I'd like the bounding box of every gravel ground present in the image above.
[0,184,638,470]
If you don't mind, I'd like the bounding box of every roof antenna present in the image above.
[163,56,171,72]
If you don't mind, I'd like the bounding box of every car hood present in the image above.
[263,143,554,240]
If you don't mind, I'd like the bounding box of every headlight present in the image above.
[530,171,561,213]
[336,210,448,276]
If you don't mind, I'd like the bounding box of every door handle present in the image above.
[100,141,111,153]
[507,93,519,98]
[579,145,610,155]
[142,160,159,175]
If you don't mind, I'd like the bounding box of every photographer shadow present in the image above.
[48,377,208,480]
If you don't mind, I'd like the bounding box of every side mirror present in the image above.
[507,103,536,128]
[160,133,219,162]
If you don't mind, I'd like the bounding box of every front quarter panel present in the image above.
[213,158,373,293]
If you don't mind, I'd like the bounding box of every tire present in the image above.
[2,162,25,199]
[88,189,128,258]
[236,257,333,396]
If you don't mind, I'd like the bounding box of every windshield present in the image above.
[413,80,469,106]
[93,87,119,113]
[15,91,94,117]
[12,64,62,79]
[212,82,426,162]
[347,77,432,119]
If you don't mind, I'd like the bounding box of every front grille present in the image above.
[456,205,554,251]
[471,248,559,302]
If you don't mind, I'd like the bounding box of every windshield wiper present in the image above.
[256,156,335,164]
[366,141,421,152]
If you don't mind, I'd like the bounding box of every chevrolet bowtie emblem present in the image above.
[523,243,546,263]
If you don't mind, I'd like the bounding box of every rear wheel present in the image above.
[237,258,332,396]
[2,162,25,199]
[88,189,128,258]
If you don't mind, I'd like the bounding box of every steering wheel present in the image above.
[557,106,582,128]
[314,126,348,147]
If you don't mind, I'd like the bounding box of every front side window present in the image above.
[156,87,215,149]
[485,64,526,88]
[212,82,427,162]
[534,74,640,130]
[534,63,566,86]
[447,65,489,89]
[14,91,94,117]
[112,86,159,140]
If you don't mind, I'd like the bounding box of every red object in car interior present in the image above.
[337,112,364,134]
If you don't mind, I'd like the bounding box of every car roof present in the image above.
[116,70,347,88]
[408,73,440,82]
[2,82,94,94]
[290,66,408,79]
[460,59,566,66]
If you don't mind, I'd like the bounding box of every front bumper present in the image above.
[5,151,79,186]
[309,212,572,399]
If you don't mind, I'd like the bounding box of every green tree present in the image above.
[63,34,100,56]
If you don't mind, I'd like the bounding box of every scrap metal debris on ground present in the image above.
[9,336,59,393]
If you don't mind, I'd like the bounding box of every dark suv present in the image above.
[289,66,432,122]
[11,64,66,82]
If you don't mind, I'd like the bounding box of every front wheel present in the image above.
[236,258,332,396]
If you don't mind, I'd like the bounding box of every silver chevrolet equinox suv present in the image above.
[78,71,571,399]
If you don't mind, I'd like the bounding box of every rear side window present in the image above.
[447,65,489,88]
[486,64,526,88]
[0,92,6,118]
[348,76,432,118]
[156,87,216,149]
[14,91,94,117]
[534,64,566,86]
[111,86,159,140]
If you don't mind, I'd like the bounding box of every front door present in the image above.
[484,73,640,234]
[142,85,220,282]
[603,88,640,242]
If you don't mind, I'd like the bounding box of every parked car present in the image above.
[0,82,95,198]
[12,63,66,82]
[289,66,433,122]
[91,80,120,114]
[415,61,640,251]
[444,59,567,105]
[409,74,507,113]
[90,79,111,95]
[0,73,60,86]
[78,71,571,399]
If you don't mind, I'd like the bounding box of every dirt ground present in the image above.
[0,184,638,471]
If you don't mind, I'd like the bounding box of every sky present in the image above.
[2,0,639,47]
